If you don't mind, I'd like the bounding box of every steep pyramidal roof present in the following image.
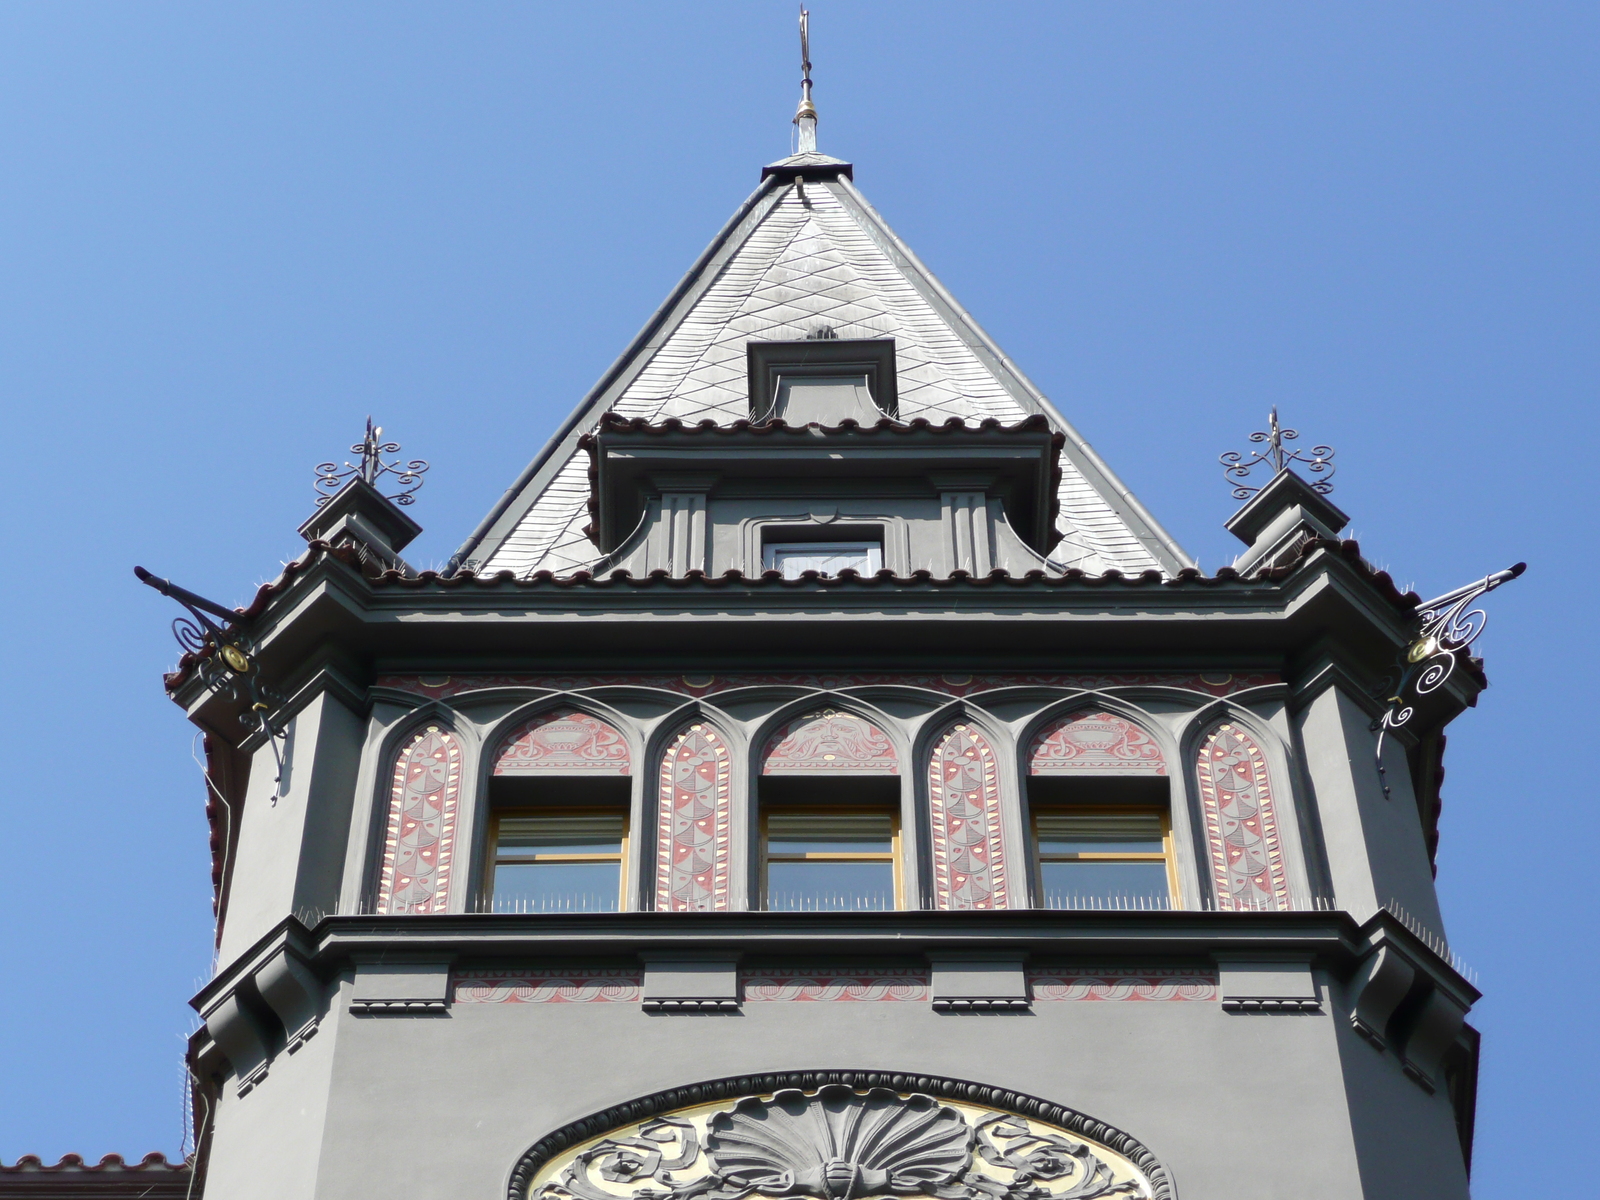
[454,154,1191,577]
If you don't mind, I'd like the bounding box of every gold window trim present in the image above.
[760,805,903,911]
[1031,804,1180,906]
[490,808,631,911]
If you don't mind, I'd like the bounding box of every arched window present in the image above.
[927,723,1011,910]
[1028,712,1175,910]
[759,709,899,911]
[655,722,732,912]
[1195,722,1290,910]
[375,725,462,915]
[486,711,632,914]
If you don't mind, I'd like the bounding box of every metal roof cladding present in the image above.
[452,152,1192,580]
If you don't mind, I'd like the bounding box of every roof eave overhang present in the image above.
[195,906,1479,1021]
[589,417,1063,553]
[169,541,1470,742]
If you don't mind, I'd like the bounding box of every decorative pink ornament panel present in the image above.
[762,709,899,774]
[655,723,732,911]
[494,710,630,774]
[743,965,929,1001]
[452,968,642,1003]
[379,670,1280,701]
[1028,965,1217,1002]
[1195,723,1290,910]
[375,725,462,915]
[1030,712,1166,774]
[927,724,1010,910]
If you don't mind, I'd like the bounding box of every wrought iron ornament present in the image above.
[1219,407,1335,500]
[1371,562,1526,797]
[314,416,429,507]
[135,566,290,782]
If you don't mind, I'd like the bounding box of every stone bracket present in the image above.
[642,951,741,1013]
[1347,943,1416,1049]
[1400,988,1469,1094]
[350,960,452,1015]
[1345,922,1477,1093]
[256,943,324,1051]
[195,925,328,1097]
[200,990,273,1098]
[1215,956,1322,1014]
[929,952,1029,1013]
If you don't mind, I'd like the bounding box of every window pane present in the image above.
[496,814,623,857]
[765,542,883,579]
[491,861,620,913]
[768,811,893,855]
[1036,810,1164,855]
[768,861,894,911]
[1040,861,1169,908]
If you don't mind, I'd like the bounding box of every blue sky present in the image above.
[0,3,1593,1192]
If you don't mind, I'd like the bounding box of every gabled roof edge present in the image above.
[831,176,1196,574]
[448,173,789,573]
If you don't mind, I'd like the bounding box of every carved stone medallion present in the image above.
[516,1077,1163,1200]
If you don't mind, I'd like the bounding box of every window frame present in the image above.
[1030,804,1180,909]
[488,807,630,913]
[763,540,884,578]
[760,805,903,912]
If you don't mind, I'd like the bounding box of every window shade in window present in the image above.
[496,814,625,855]
[1035,811,1164,849]
[767,811,894,843]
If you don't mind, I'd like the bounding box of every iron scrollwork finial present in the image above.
[1219,407,1335,500]
[135,566,290,783]
[314,416,429,507]
[1371,562,1526,797]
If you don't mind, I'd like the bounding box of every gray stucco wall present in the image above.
[221,692,364,961]
[196,963,1465,1200]
[1293,686,1445,932]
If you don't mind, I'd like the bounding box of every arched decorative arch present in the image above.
[1029,710,1167,774]
[495,709,631,774]
[927,722,1011,910]
[375,724,463,915]
[761,709,899,774]
[655,722,733,911]
[1195,721,1290,910]
[507,1072,1173,1200]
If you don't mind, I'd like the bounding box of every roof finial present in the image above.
[794,6,817,154]
[314,416,430,507]
[1218,407,1336,500]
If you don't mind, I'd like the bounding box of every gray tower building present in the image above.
[100,67,1515,1200]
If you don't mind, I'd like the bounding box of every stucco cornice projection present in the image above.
[164,534,1481,742]
[192,907,1478,1032]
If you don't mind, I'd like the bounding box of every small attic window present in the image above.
[765,541,882,579]
[772,374,876,425]
[748,338,898,424]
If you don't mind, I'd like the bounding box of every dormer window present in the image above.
[765,540,882,578]
[747,337,898,424]
[772,373,877,425]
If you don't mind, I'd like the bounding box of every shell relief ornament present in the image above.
[523,1084,1157,1200]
